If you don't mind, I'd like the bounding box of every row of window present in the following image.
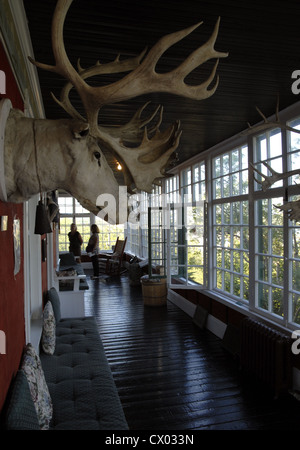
[57,115,300,329]
[163,118,300,330]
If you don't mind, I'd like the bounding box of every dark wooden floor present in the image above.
[84,271,300,431]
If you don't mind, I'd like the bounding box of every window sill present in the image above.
[202,288,249,312]
[199,288,295,335]
[30,317,43,353]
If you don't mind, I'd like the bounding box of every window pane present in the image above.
[233,275,241,297]
[58,197,73,214]
[212,146,248,199]
[292,293,300,324]
[272,257,284,285]
[292,261,300,291]
[241,145,248,169]
[255,135,267,162]
[288,119,300,186]
[223,154,229,174]
[257,255,269,282]
[242,227,249,250]
[214,157,221,177]
[213,199,249,301]
[223,175,230,197]
[193,165,200,182]
[258,283,269,310]
[188,266,203,285]
[214,178,221,198]
[243,277,249,301]
[59,217,73,251]
[231,149,239,172]
[254,130,282,191]
[75,199,89,214]
[216,269,223,289]
[272,287,283,317]
[254,196,284,318]
[270,130,282,157]
[272,228,283,256]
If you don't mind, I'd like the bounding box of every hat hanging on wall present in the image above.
[34,199,52,235]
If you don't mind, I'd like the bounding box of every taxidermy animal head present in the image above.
[3,0,228,222]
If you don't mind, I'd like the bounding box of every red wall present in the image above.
[0,43,25,410]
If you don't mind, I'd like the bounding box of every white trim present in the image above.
[47,231,54,290]
[23,200,30,344]
[168,285,297,338]
[167,289,196,317]
[23,195,43,347]
[8,0,45,118]
[0,98,11,201]
[206,315,227,339]
[167,288,227,339]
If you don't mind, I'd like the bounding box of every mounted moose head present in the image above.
[2,0,228,222]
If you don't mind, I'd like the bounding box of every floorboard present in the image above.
[84,271,300,431]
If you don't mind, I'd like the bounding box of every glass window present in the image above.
[212,146,249,301]
[213,201,249,301]
[58,193,124,252]
[254,129,282,191]
[289,217,300,324]
[287,118,300,325]
[254,197,284,318]
[166,166,207,287]
[193,162,206,201]
[95,216,124,251]
[213,146,248,199]
[287,118,300,186]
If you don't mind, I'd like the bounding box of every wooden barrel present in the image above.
[141,276,167,306]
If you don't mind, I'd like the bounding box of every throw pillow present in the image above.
[41,301,56,355]
[5,370,40,430]
[46,287,61,322]
[21,343,53,430]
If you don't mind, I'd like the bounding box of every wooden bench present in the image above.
[2,287,128,430]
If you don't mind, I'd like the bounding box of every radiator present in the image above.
[240,317,292,397]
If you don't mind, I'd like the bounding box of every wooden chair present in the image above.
[99,237,127,276]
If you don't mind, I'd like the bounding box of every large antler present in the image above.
[29,0,228,191]
[251,161,300,191]
[275,199,300,222]
[252,160,300,222]
[241,99,300,136]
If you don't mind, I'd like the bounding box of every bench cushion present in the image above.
[5,371,40,430]
[46,287,61,322]
[40,317,128,430]
[59,252,89,291]
[59,252,77,266]
[21,344,53,429]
